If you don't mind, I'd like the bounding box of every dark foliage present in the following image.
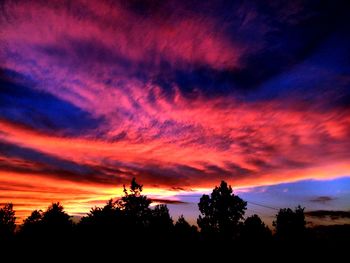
[18,202,73,243]
[117,177,152,232]
[174,215,198,242]
[78,199,122,240]
[0,203,16,242]
[241,214,272,243]
[19,210,43,239]
[197,180,247,241]
[273,205,306,241]
[79,178,176,244]
[149,204,173,239]
[1,179,349,256]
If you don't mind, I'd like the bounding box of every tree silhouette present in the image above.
[24,210,43,224]
[150,204,173,239]
[81,199,120,225]
[117,178,152,234]
[79,199,122,240]
[241,214,271,243]
[175,215,191,229]
[42,202,71,225]
[197,181,247,240]
[20,210,43,239]
[0,203,16,241]
[174,215,198,242]
[273,205,306,241]
[1,179,348,255]
[40,202,73,240]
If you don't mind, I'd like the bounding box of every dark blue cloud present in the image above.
[35,37,133,72]
[150,0,350,105]
[0,140,91,175]
[0,68,103,136]
[246,49,350,113]
[0,140,123,185]
[305,210,350,219]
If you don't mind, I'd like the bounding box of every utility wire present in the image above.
[163,194,280,211]
[245,200,280,211]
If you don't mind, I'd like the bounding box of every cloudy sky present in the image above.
[0,0,349,225]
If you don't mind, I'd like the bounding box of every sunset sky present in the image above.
[1,0,350,225]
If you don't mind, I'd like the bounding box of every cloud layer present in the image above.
[1,0,350,220]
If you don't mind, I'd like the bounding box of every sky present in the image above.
[0,0,350,226]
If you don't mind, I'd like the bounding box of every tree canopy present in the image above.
[197,180,247,240]
[2,178,334,253]
[241,214,271,242]
[273,205,306,241]
[0,203,16,241]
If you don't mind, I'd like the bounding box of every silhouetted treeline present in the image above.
[0,179,348,255]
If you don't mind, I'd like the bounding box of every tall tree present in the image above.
[42,202,72,226]
[197,181,247,240]
[0,203,16,241]
[117,178,152,231]
[150,204,173,238]
[79,199,122,239]
[20,210,43,239]
[241,214,271,242]
[40,202,73,239]
[273,205,306,241]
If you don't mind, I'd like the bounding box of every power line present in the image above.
[158,194,280,211]
[245,200,279,211]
